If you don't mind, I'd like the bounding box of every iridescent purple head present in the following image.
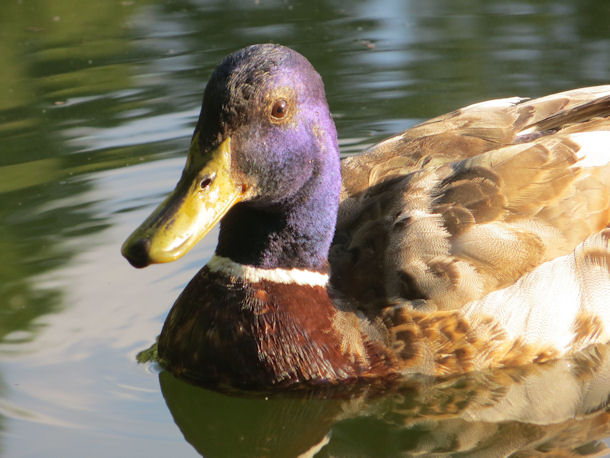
[203,44,341,269]
[198,44,339,205]
[122,44,340,271]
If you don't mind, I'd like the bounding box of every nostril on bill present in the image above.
[200,173,216,190]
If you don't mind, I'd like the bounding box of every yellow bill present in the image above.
[122,136,246,268]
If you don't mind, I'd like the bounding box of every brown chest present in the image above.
[158,268,392,388]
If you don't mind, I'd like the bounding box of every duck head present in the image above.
[122,44,340,270]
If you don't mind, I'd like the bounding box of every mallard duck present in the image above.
[122,44,610,389]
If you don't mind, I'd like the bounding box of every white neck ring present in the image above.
[207,255,329,287]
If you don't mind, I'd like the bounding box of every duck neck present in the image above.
[216,160,340,271]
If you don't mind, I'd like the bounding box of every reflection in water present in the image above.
[0,0,148,346]
[161,344,610,457]
[0,1,210,455]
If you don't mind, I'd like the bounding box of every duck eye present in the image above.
[200,173,215,190]
[270,99,288,119]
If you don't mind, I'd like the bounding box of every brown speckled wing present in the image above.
[331,87,610,311]
[374,230,610,377]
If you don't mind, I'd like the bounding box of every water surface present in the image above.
[1,0,609,456]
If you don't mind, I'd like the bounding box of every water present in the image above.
[1,0,609,456]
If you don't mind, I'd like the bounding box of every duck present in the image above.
[122,43,610,389]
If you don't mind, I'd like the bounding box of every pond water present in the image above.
[1,0,610,456]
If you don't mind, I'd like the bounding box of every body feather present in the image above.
[124,44,610,386]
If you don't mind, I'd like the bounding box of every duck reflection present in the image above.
[160,343,610,457]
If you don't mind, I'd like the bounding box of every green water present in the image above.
[1,0,609,456]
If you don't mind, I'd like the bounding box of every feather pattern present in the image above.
[123,44,610,387]
[332,87,610,313]
[328,85,610,379]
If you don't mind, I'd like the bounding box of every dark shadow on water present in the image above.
[160,344,610,457]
